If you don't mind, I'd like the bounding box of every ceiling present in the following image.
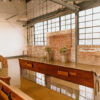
[26,0,31,3]
[0,0,27,24]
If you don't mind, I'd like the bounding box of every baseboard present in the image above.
[6,55,28,59]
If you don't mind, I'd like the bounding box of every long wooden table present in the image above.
[19,57,100,88]
[19,57,100,100]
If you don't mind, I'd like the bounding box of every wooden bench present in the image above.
[0,80,34,100]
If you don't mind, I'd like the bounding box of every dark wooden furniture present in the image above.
[0,81,24,100]
[0,77,11,85]
[19,59,94,88]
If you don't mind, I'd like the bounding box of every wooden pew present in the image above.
[0,77,11,85]
[0,55,8,68]
[0,80,34,100]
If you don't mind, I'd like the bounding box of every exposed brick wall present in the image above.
[27,29,100,65]
[77,45,100,65]
[47,30,72,62]
[27,30,75,62]
[27,46,45,58]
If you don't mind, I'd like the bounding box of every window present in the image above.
[34,13,75,46]
[34,22,44,46]
[48,17,60,32]
[79,6,100,45]
[61,13,75,30]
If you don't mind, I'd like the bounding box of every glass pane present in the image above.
[93,6,100,13]
[52,27,56,32]
[61,21,66,26]
[56,27,59,31]
[79,11,85,16]
[61,26,66,30]
[86,8,92,15]
[86,33,92,39]
[66,25,70,30]
[79,17,85,22]
[66,15,70,19]
[44,21,47,25]
[79,40,85,45]
[93,13,100,20]
[71,13,75,18]
[61,16,66,20]
[93,33,100,38]
[56,17,59,22]
[79,23,85,28]
[66,20,70,24]
[72,24,75,29]
[52,23,55,27]
[44,25,47,29]
[86,28,92,33]
[86,21,92,27]
[93,20,100,26]
[52,19,56,23]
[93,39,100,45]
[86,15,92,21]
[93,27,100,32]
[79,29,85,34]
[48,28,52,32]
[72,19,75,24]
[48,20,52,24]
[56,22,59,27]
[86,39,92,45]
[48,24,51,28]
[79,34,85,39]
[44,29,47,33]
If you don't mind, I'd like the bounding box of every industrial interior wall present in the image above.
[77,45,100,65]
[27,30,76,62]
[27,0,100,65]
[0,21,27,57]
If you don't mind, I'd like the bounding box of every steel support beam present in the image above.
[78,0,100,10]
[75,11,79,64]
[49,0,79,11]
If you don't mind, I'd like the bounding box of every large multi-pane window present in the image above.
[34,18,60,46]
[34,13,75,46]
[48,17,60,33]
[79,6,100,45]
[61,13,75,31]
[34,22,44,45]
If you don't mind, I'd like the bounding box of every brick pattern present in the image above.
[27,29,100,66]
[27,46,46,58]
[27,30,75,62]
[78,45,100,65]
[47,31,72,62]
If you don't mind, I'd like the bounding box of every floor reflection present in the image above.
[8,59,20,88]
[21,68,94,100]
[7,58,94,100]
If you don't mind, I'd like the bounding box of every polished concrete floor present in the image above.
[20,77,73,100]
[7,58,94,100]
[7,58,74,100]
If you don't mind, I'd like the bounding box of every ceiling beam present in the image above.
[49,0,79,11]
[26,0,31,3]
[27,7,72,25]
[78,0,100,10]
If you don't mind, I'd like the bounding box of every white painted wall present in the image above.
[0,21,27,57]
